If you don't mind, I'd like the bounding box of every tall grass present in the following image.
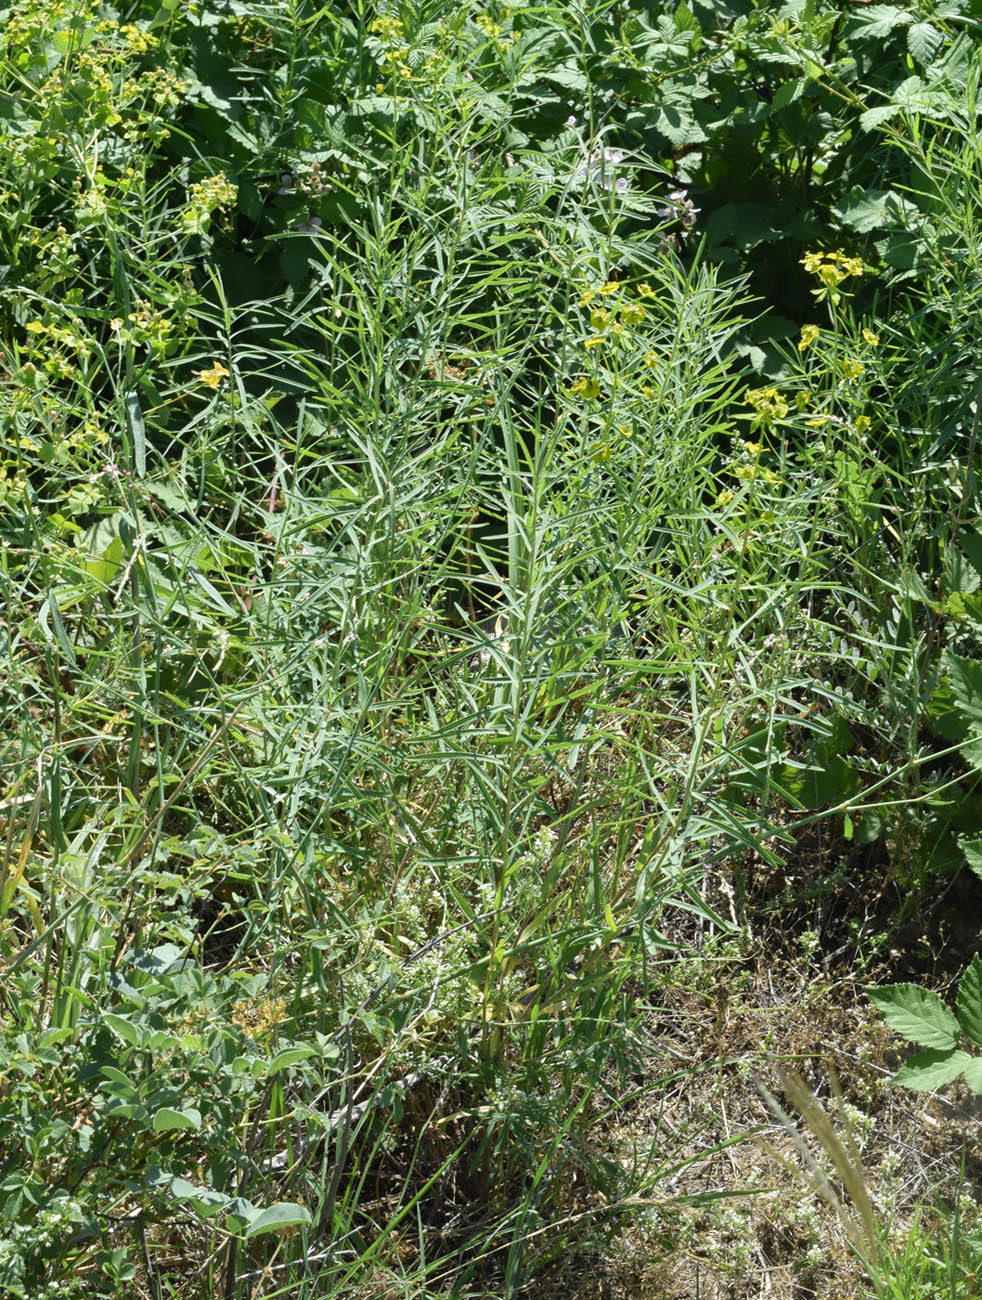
[5,1,982,1297]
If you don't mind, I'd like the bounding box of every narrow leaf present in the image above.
[126,392,146,478]
[868,983,960,1049]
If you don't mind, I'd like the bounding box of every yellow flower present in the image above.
[596,281,620,296]
[854,415,871,434]
[637,282,655,298]
[643,352,659,369]
[798,324,820,352]
[745,386,789,422]
[589,307,611,330]
[584,336,605,349]
[578,288,596,307]
[196,361,230,389]
[862,328,880,346]
[569,376,601,398]
[716,487,734,507]
[110,318,124,333]
[795,390,811,410]
[619,302,646,326]
[840,357,864,381]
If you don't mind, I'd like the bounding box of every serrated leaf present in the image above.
[834,187,897,232]
[849,5,912,41]
[241,1202,311,1238]
[948,653,982,729]
[859,104,902,132]
[960,529,982,580]
[673,2,700,35]
[963,1057,982,1094]
[907,23,944,67]
[960,837,982,883]
[957,954,982,1046]
[152,1107,202,1133]
[964,736,982,772]
[770,78,806,114]
[891,1049,970,1091]
[868,983,960,1049]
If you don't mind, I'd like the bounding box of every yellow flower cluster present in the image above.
[568,376,601,399]
[182,172,238,236]
[577,281,648,352]
[196,361,230,390]
[231,997,288,1040]
[800,249,865,303]
[107,298,175,354]
[745,386,789,424]
[368,15,404,41]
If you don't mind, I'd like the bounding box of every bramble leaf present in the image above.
[957,953,982,1047]
[891,1049,970,1091]
[868,983,960,1049]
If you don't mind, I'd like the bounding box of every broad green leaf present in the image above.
[849,5,912,41]
[269,1046,317,1074]
[225,1198,261,1233]
[868,983,960,1049]
[960,837,982,883]
[770,79,806,114]
[948,653,982,730]
[891,1049,969,1091]
[907,23,943,68]
[103,1014,144,1047]
[960,529,982,580]
[963,1057,982,1094]
[673,2,700,35]
[168,1179,231,1217]
[152,1107,202,1133]
[241,1202,312,1239]
[957,954,982,1046]
[859,104,902,132]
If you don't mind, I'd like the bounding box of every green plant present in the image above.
[868,954,982,1092]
